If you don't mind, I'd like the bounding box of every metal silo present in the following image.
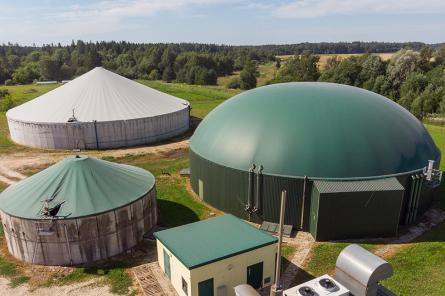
[190,82,441,240]
[6,67,190,150]
[0,155,157,265]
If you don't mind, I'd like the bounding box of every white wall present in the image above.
[157,240,277,296]
[157,240,192,296]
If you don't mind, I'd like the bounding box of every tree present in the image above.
[162,66,175,82]
[319,57,361,85]
[359,55,386,85]
[12,62,40,84]
[0,89,14,111]
[148,69,161,80]
[398,72,429,109]
[227,77,240,89]
[386,49,422,96]
[239,62,257,90]
[39,56,60,80]
[274,51,320,83]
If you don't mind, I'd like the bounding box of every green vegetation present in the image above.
[9,276,30,288]
[302,243,377,280]
[104,153,213,227]
[382,223,445,296]
[46,265,133,295]
[0,256,17,277]
[0,42,276,86]
[139,80,237,119]
[272,48,445,120]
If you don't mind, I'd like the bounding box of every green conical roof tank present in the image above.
[191,82,441,179]
[0,155,155,219]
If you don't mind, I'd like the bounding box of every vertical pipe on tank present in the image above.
[254,165,263,213]
[412,176,424,224]
[93,120,100,150]
[247,164,256,211]
[405,175,417,225]
[409,175,421,224]
[300,176,308,230]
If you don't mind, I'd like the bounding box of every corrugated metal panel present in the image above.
[313,178,404,193]
[7,107,189,149]
[190,150,306,228]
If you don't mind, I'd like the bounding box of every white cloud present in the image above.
[272,0,445,19]
[39,0,241,39]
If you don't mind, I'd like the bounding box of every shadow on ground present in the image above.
[157,199,200,227]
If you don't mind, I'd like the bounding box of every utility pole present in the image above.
[270,190,287,296]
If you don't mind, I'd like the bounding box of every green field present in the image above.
[217,62,277,88]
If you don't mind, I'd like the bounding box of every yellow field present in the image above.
[277,53,394,70]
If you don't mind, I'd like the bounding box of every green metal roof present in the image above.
[191,82,441,179]
[154,214,277,269]
[313,177,404,193]
[0,155,155,219]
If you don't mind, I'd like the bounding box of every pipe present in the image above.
[246,164,256,212]
[404,175,416,225]
[410,175,421,224]
[300,176,308,230]
[412,176,424,224]
[254,165,263,213]
[93,120,99,150]
[270,190,287,296]
[64,224,73,265]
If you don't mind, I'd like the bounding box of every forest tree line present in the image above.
[0,41,277,85]
[268,46,445,119]
[0,41,443,86]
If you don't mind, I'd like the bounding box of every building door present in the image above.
[247,262,263,289]
[163,249,171,279]
[198,278,214,296]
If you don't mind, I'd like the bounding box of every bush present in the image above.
[4,79,13,86]
[148,69,161,80]
[227,77,241,89]
[0,89,14,111]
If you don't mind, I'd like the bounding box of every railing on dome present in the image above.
[423,160,443,188]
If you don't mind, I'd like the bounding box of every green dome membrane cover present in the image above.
[191,82,441,179]
[0,155,155,219]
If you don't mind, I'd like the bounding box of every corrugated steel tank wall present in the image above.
[0,188,157,266]
[7,107,189,150]
[190,150,308,228]
[190,150,437,234]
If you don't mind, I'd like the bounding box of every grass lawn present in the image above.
[217,62,277,88]
[294,242,377,284]
[382,222,445,296]
[103,152,214,226]
[139,80,238,119]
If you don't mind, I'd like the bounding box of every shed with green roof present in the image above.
[155,215,277,296]
[0,155,158,266]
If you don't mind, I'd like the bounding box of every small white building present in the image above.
[154,215,277,296]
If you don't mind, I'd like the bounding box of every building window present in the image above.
[182,277,188,295]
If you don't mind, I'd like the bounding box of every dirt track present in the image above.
[0,139,189,185]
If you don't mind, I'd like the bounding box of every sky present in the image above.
[0,0,444,45]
